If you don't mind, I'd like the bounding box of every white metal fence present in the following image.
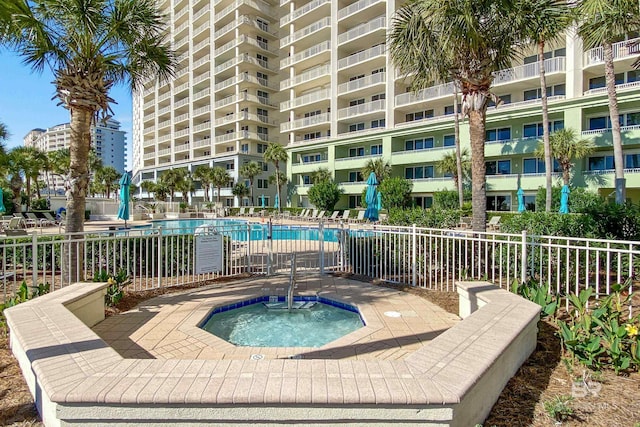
[1,221,638,310]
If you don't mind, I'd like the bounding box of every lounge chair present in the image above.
[26,212,54,227]
[238,206,246,217]
[20,214,37,228]
[339,210,351,222]
[349,210,366,223]
[5,217,24,230]
[308,210,325,221]
[43,212,62,225]
[487,216,501,231]
[247,207,255,217]
[326,211,340,222]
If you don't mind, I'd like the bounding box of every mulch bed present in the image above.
[1,273,639,426]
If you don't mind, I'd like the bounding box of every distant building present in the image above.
[24,119,127,194]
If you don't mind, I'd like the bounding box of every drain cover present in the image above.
[250,354,264,360]
[384,311,402,318]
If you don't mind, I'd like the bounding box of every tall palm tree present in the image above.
[1,0,174,238]
[159,168,187,203]
[436,148,471,191]
[210,167,231,203]
[360,158,391,182]
[94,165,121,198]
[176,173,195,203]
[311,168,332,183]
[232,182,250,204]
[268,171,288,205]
[534,128,595,186]
[10,146,44,209]
[47,148,70,194]
[0,121,9,141]
[452,83,464,208]
[239,161,261,205]
[519,0,571,211]
[390,0,522,230]
[6,148,26,213]
[193,165,214,202]
[578,0,640,204]
[263,142,288,212]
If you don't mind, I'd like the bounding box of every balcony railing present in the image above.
[280,0,330,27]
[175,97,190,108]
[193,88,210,101]
[174,128,190,137]
[214,15,250,39]
[193,21,210,37]
[584,36,640,66]
[280,17,331,47]
[193,38,210,52]
[338,0,383,20]
[144,126,155,134]
[158,119,171,129]
[280,41,330,69]
[194,71,210,85]
[335,153,382,162]
[281,64,330,90]
[215,0,274,22]
[337,99,385,120]
[493,57,565,85]
[174,82,189,93]
[194,121,212,132]
[337,44,385,70]
[584,80,640,96]
[337,16,385,45]
[280,88,330,110]
[158,134,172,143]
[194,138,212,148]
[581,124,640,136]
[193,5,209,21]
[193,105,210,116]
[395,82,454,106]
[174,113,189,123]
[281,112,331,132]
[338,72,385,94]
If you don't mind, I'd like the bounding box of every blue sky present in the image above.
[0,49,133,169]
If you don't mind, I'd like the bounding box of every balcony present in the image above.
[280,41,330,69]
[158,134,172,143]
[214,15,250,40]
[174,36,189,49]
[215,0,274,22]
[584,80,640,96]
[584,37,640,66]
[281,112,331,132]
[281,64,330,90]
[280,0,330,27]
[280,88,330,111]
[143,139,155,147]
[144,125,155,134]
[192,5,208,21]
[194,138,212,148]
[158,105,172,115]
[143,152,156,160]
[193,21,210,37]
[337,16,385,46]
[193,88,210,101]
[158,119,171,129]
[493,57,565,86]
[175,128,190,137]
[280,17,331,47]
[337,44,385,70]
[174,81,189,93]
[338,0,383,20]
[194,71,210,85]
[193,105,211,116]
[338,72,385,95]
[175,97,190,108]
[337,99,385,120]
[395,82,454,106]
[174,113,189,123]
[174,143,190,153]
[193,38,210,53]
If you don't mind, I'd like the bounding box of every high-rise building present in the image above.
[25,119,127,194]
[133,1,640,210]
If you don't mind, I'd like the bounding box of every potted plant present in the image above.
[178,202,190,218]
[146,202,165,220]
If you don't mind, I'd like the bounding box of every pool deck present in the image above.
[91,274,460,361]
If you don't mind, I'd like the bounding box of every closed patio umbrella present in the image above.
[0,190,5,214]
[559,185,570,214]
[117,173,131,227]
[517,188,525,213]
[274,193,279,209]
[363,172,379,222]
[260,194,266,209]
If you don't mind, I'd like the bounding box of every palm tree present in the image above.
[210,167,231,203]
[534,128,595,186]
[6,148,26,213]
[519,0,571,211]
[360,158,391,182]
[193,165,214,202]
[47,148,70,194]
[232,182,250,204]
[159,168,187,203]
[176,173,195,203]
[9,146,44,209]
[1,0,174,238]
[311,168,332,183]
[452,83,464,208]
[0,121,8,141]
[268,171,288,205]
[263,142,288,212]
[436,149,471,191]
[94,165,120,198]
[239,161,261,205]
[390,0,522,230]
[578,0,640,204]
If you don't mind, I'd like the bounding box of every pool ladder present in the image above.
[287,253,297,311]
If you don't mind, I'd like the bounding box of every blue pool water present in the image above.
[152,219,344,241]
[200,299,364,347]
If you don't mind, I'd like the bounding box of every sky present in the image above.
[0,49,134,170]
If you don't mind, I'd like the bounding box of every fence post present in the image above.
[31,233,38,291]
[157,226,163,288]
[412,224,417,287]
[521,230,527,285]
[246,223,252,273]
[319,219,325,274]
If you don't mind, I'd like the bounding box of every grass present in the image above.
[1,274,639,426]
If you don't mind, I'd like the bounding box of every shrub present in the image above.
[433,189,471,210]
[386,207,461,228]
[535,186,601,213]
[94,269,131,306]
[501,211,596,237]
[32,198,49,210]
[379,177,413,209]
[308,180,343,211]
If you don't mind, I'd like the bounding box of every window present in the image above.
[371,119,385,128]
[349,98,365,107]
[257,126,268,140]
[304,110,321,118]
[257,90,269,101]
[259,161,268,171]
[444,104,461,115]
[302,154,321,163]
[406,110,434,122]
[487,195,512,211]
[226,163,234,170]
[241,144,249,153]
[485,127,511,142]
[302,175,311,185]
[349,123,365,132]
[524,85,565,100]
[486,160,511,175]
[257,179,269,189]
[304,132,322,140]
[626,153,640,168]
[589,116,609,130]
[523,120,564,138]
[404,137,434,151]
[349,171,363,182]
[523,158,545,174]
[256,35,268,49]
[488,94,511,107]
[256,18,268,32]
[349,74,365,81]
[257,143,267,153]
[443,135,455,147]
[371,93,385,101]
[349,195,362,209]
[349,147,365,157]
[371,144,383,155]
[405,166,434,179]
[588,155,614,171]
[413,196,433,208]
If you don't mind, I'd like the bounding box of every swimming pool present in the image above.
[152,219,345,241]
[200,297,364,347]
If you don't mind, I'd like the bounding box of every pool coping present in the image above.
[6,279,540,426]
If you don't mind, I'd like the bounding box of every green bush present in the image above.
[308,180,343,211]
[94,269,131,306]
[433,190,471,210]
[379,177,413,209]
[501,211,596,237]
[32,198,49,210]
[386,207,461,228]
[535,186,601,213]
